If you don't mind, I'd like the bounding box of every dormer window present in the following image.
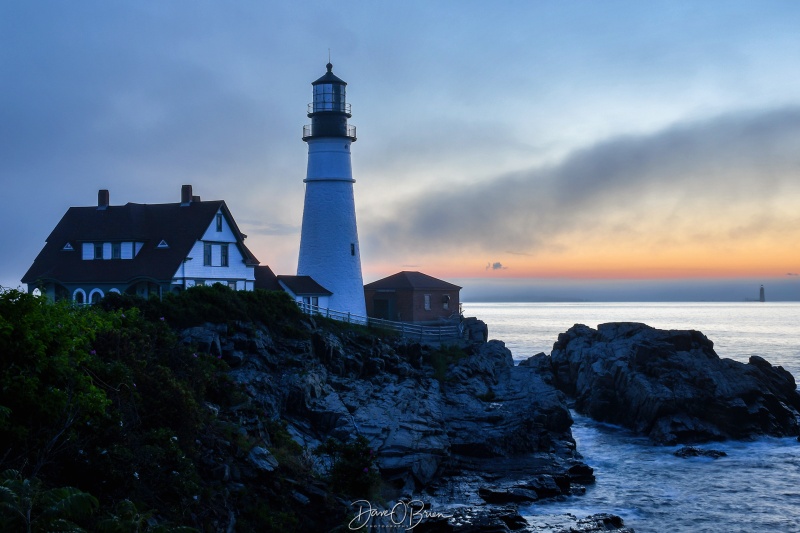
[83,241,139,260]
[216,213,223,232]
[62,243,74,251]
[157,240,169,249]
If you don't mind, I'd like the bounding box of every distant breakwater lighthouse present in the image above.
[297,63,367,318]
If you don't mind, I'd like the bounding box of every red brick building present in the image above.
[364,271,461,324]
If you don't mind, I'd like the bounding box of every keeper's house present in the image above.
[364,271,461,324]
[22,185,259,303]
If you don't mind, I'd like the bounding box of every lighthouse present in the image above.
[297,63,367,318]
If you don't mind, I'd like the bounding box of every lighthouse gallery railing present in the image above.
[302,123,357,139]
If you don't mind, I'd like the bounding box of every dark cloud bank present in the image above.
[363,107,800,257]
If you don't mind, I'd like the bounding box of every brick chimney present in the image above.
[181,184,192,206]
[98,189,109,210]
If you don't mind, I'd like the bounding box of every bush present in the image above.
[427,344,469,382]
[314,436,380,498]
[0,289,114,476]
[99,285,307,335]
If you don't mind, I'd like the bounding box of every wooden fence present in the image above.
[296,302,463,343]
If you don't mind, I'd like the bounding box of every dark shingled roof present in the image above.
[277,275,332,296]
[364,271,461,291]
[312,63,347,86]
[22,200,259,285]
[254,265,282,291]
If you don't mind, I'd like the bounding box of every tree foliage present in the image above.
[0,286,352,530]
[0,469,98,532]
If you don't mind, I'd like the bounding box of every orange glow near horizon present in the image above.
[361,240,799,283]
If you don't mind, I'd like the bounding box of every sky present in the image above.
[2,1,800,301]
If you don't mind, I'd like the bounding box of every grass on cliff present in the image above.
[427,344,469,382]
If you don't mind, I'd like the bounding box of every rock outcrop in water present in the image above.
[546,322,800,444]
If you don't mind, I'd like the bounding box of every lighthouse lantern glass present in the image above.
[313,83,346,113]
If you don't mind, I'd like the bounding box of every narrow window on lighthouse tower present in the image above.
[350,243,355,256]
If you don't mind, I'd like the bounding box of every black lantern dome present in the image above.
[303,63,356,141]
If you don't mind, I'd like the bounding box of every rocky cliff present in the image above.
[181,316,630,531]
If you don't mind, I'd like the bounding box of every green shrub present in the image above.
[427,344,468,382]
[314,436,380,498]
[0,469,99,532]
[0,289,114,476]
[100,286,307,336]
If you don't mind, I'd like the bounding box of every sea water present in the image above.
[465,302,800,533]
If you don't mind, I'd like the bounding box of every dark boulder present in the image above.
[548,322,800,444]
[674,446,727,459]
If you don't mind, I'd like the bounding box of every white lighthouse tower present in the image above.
[297,63,367,318]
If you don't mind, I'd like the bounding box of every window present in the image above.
[112,243,121,259]
[221,244,229,267]
[228,281,237,290]
[73,289,86,304]
[204,243,212,266]
[424,294,431,311]
[94,243,103,259]
[157,240,169,249]
[443,294,450,311]
[216,213,223,232]
[63,242,74,251]
[313,83,346,112]
[351,243,355,256]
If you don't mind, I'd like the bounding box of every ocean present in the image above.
[465,302,800,533]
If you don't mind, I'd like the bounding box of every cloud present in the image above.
[240,221,299,237]
[486,262,507,271]
[363,107,800,259]
[788,273,799,277]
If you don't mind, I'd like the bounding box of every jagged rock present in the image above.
[195,319,616,527]
[247,446,278,473]
[181,325,222,356]
[478,486,540,504]
[414,508,633,533]
[674,446,727,459]
[548,322,800,444]
[444,341,574,459]
[413,506,529,532]
[527,513,634,533]
[567,462,596,484]
[462,317,489,344]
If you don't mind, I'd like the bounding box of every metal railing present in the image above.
[308,102,352,115]
[302,124,356,140]
[296,302,463,343]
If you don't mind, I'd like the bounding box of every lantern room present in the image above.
[303,63,356,141]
